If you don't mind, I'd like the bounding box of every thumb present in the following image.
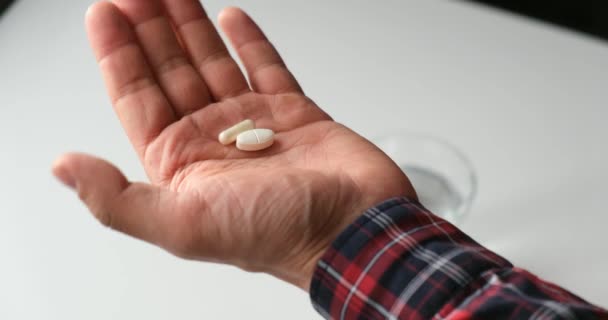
[52,153,193,256]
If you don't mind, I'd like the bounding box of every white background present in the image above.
[1,0,607,319]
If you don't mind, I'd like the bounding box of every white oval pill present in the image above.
[218,119,255,145]
[236,129,275,151]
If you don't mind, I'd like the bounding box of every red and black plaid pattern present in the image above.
[310,198,608,319]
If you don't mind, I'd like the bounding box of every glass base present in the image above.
[402,165,466,224]
[374,132,477,225]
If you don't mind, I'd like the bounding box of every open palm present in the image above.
[53,0,415,290]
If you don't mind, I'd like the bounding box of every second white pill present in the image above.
[236,129,275,151]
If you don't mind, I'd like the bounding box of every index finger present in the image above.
[86,2,176,159]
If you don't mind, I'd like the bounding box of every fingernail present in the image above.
[53,167,77,190]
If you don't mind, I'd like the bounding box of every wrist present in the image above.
[273,174,366,291]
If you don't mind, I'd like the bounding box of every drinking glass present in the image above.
[372,132,477,225]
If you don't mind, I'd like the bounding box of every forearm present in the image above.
[310,198,607,319]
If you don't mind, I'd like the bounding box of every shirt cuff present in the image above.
[309,197,511,319]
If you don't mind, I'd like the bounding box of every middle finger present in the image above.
[112,0,212,116]
[161,0,251,101]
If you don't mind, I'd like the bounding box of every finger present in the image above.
[52,153,205,259]
[111,0,212,116]
[86,2,175,158]
[219,7,303,95]
[161,0,250,100]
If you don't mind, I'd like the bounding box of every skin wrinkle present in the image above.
[176,15,211,32]
[256,173,307,265]
[103,66,177,170]
[132,15,166,31]
[90,189,113,228]
[119,97,155,147]
[273,172,347,287]
[256,71,299,95]
[281,184,311,261]
[317,128,397,213]
[148,185,168,248]
[196,50,231,75]
[288,174,316,242]
[283,134,309,156]
[178,158,277,186]
[153,54,192,77]
[106,180,138,233]
[97,41,135,64]
[223,175,262,270]
[188,186,218,259]
[140,94,163,139]
[192,103,230,138]
[247,61,296,94]
[172,192,207,260]
[287,123,340,166]
[223,12,303,95]
[267,93,279,123]
[180,26,232,80]
[219,82,252,101]
[219,96,272,133]
[209,175,254,265]
[164,77,208,115]
[180,141,219,174]
[138,103,179,174]
[251,63,289,82]
[131,14,178,55]
[186,114,205,141]
[151,115,214,184]
[110,72,157,106]
[235,38,272,52]
[99,48,165,107]
[178,18,224,51]
[273,80,300,96]
[173,177,210,258]
[220,95,248,122]
[158,124,189,183]
[167,140,208,183]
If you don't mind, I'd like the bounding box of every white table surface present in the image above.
[1,0,607,319]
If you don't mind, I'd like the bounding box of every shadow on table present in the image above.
[466,0,608,42]
[0,0,16,19]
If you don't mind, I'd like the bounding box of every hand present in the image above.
[52,0,416,291]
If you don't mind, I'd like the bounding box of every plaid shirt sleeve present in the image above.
[310,197,608,319]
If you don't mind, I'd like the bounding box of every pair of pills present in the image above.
[218,119,275,151]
